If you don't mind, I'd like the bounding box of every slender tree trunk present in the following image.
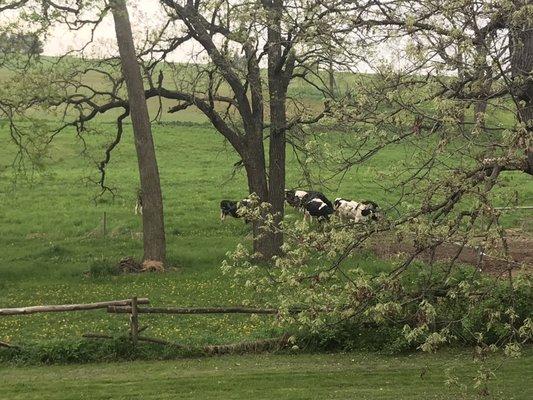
[474,43,492,130]
[111,0,166,264]
[456,51,466,128]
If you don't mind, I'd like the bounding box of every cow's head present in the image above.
[285,190,300,207]
[360,201,381,220]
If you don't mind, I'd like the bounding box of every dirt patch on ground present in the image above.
[369,230,532,276]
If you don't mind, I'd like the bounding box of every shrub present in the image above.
[0,338,194,365]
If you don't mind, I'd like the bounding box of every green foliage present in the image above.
[297,323,410,354]
[223,215,532,356]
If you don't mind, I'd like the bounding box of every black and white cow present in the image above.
[333,198,381,222]
[303,197,334,221]
[285,189,333,210]
[220,199,251,222]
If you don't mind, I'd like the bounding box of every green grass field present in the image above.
[1,62,532,397]
[0,120,397,346]
[1,115,532,346]
[2,352,533,400]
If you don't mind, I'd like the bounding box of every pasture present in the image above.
[0,69,532,397]
[1,111,532,345]
[0,118,395,346]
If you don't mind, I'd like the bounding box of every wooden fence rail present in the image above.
[107,306,279,315]
[0,298,149,316]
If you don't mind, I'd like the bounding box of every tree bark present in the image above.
[111,0,166,263]
[509,1,533,175]
[265,0,288,258]
[242,142,272,257]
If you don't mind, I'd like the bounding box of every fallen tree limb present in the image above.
[0,298,149,316]
[107,306,279,315]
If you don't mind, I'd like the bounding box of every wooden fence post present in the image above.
[130,296,139,345]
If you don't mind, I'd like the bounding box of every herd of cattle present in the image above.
[220,189,380,223]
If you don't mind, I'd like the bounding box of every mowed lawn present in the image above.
[2,352,533,400]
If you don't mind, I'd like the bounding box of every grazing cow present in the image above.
[285,189,333,210]
[220,199,251,222]
[303,197,334,221]
[333,198,381,222]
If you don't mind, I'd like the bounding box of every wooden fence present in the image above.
[105,298,285,350]
[0,297,289,353]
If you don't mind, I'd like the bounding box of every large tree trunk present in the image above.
[267,99,287,257]
[265,0,287,259]
[474,99,489,126]
[509,1,533,175]
[242,141,272,258]
[111,0,166,265]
